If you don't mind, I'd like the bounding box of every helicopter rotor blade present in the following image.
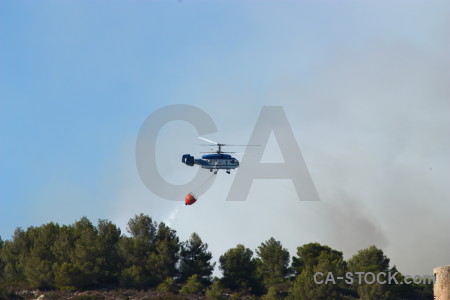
[224,144,260,147]
[198,137,219,145]
[200,151,239,154]
[198,137,259,148]
[199,151,258,154]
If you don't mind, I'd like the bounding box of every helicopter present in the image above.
[182,137,256,174]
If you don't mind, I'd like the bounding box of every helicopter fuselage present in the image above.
[182,153,239,173]
[182,137,252,174]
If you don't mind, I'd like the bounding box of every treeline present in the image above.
[0,214,432,299]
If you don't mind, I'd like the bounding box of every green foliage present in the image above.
[255,237,290,288]
[262,286,282,300]
[95,219,121,284]
[72,217,105,288]
[118,214,157,287]
[180,274,204,295]
[289,243,348,300]
[0,217,124,290]
[15,224,58,289]
[24,254,54,289]
[383,265,410,299]
[146,222,180,285]
[179,232,214,284]
[347,245,390,300]
[406,281,433,300]
[157,277,178,294]
[51,225,75,264]
[118,237,145,276]
[288,267,320,300]
[127,213,157,242]
[292,243,344,275]
[118,215,180,288]
[347,245,389,273]
[119,265,150,289]
[121,213,157,269]
[0,236,3,281]
[0,216,435,300]
[356,283,389,300]
[1,229,28,283]
[219,244,262,294]
[205,280,226,300]
[52,262,80,290]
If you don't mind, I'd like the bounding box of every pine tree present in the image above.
[289,243,348,300]
[0,235,3,280]
[179,232,214,284]
[219,244,261,294]
[118,214,158,288]
[255,237,290,288]
[347,245,390,300]
[146,222,180,286]
[180,274,204,295]
[205,280,226,300]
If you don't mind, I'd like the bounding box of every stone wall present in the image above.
[434,265,450,300]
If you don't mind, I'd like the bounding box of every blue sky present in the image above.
[1,0,449,275]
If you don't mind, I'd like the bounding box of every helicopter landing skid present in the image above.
[209,168,230,174]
